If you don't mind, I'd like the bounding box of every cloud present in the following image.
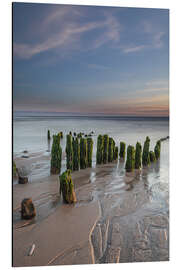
[123,45,146,54]
[14,7,122,59]
[14,20,106,59]
[92,13,121,49]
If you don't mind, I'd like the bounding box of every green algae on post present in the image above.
[58,131,63,139]
[72,137,80,171]
[149,151,156,162]
[125,145,135,172]
[66,134,73,170]
[135,142,142,169]
[50,135,62,174]
[108,137,114,162]
[114,146,118,161]
[47,130,51,140]
[142,136,150,167]
[87,137,93,167]
[80,137,87,169]
[59,170,77,204]
[13,160,17,177]
[119,142,126,159]
[154,140,161,160]
[102,134,109,164]
[96,135,103,165]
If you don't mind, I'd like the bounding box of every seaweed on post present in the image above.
[59,170,76,203]
[87,137,93,167]
[13,161,17,177]
[119,142,126,159]
[108,137,114,163]
[96,135,103,165]
[149,151,156,162]
[66,134,73,170]
[102,134,109,164]
[135,142,142,169]
[154,140,161,160]
[72,137,80,171]
[47,130,51,140]
[58,132,63,139]
[125,145,135,172]
[142,136,150,167]
[80,137,87,169]
[50,135,62,174]
[114,146,118,161]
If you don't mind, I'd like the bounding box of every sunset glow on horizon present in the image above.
[13,3,169,117]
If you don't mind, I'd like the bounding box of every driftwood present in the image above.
[28,244,35,256]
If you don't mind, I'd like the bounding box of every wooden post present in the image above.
[47,130,51,140]
[50,135,62,174]
[66,134,73,170]
[108,137,114,162]
[119,142,126,159]
[102,135,109,164]
[142,136,150,167]
[149,151,156,162]
[154,140,161,160]
[125,145,135,172]
[59,170,77,203]
[96,135,103,165]
[135,142,142,169]
[72,137,80,171]
[87,137,93,167]
[80,138,87,169]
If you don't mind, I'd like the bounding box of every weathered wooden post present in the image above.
[50,135,62,174]
[96,135,103,165]
[80,138,87,169]
[119,142,126,159]
[66,134,73,170]
[13,161,17,177]
[72,137,80,171]
[58,131,63,139]
[154,140,161,160]
[59,170,77,204]
[125,145,135,172]
[149,151,156,162]
[87,137,93,167]
[102,134,109,164]
[142,136,150,167]
[114,146,118,161]
[135,142,142,169]
[108,137,114,162]
[47,130,51,140]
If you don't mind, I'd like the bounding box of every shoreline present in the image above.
[13,145,169,266]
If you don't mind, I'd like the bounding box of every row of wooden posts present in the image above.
[49,130,161,175]
[48,130,161,204]
[17,132,163,218]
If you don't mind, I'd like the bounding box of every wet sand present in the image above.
[13,148,169,266]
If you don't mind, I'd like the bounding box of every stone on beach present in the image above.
[21,198,36,220]
[18,175,28,184]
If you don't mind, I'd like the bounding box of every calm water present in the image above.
[13,115,169,184]
[13,115,169,156]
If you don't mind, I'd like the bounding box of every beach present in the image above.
[13,116,169,266]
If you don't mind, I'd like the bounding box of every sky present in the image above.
[13,3,169,116]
